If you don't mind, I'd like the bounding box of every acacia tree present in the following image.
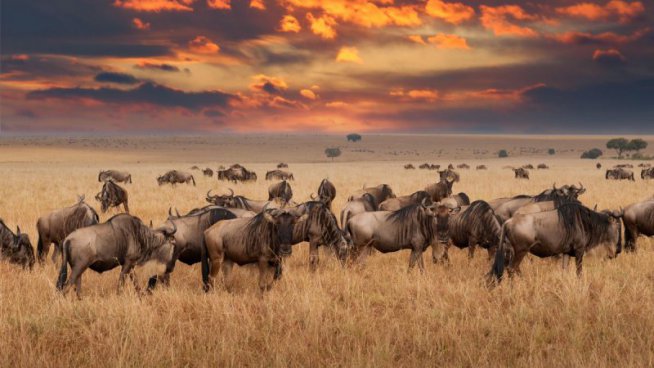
[347,134,362,142]
[628,138,648,154]
[325,147,342,161]
[607,138,629,158]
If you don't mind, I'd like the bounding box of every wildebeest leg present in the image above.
[117,263,135,293]
[74,275,82,300]
[129,269,141,294]
[63,263,88,299]
[561,255,570,270]
[408,246,424,273]
[508,250,528,278]
[221,260,234,291]
[258,259,275,293]
[355,240,373,266]
[309,239,319,272]
[209,255,224,290]
[574,250,584,277]
[467,239,477,259]
[124,200,130,213]
[51,242,61,264]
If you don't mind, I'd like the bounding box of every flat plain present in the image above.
[1,134,653,367]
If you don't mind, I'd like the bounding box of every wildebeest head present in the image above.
[206,188,235,207]
[601,209,623,258]
[262,207,308,257]
[431,202,461,245]
[151,222,178,264]
[381,184,396,200]
[157,175,165,185]
[10,226,35,269]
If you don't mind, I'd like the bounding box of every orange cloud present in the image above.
[555,27,650,44]
[425,0,475,25]
[593,48,626,62]
[408,35,426,45]
[279,15,301,33]
[250,0,265,10]
[390,88,439,101]
[336,47,363,63]
[556,1,644,23]
[306,13,337,39]
[113,0,195,12]
[556,3,609,20]
[300,89,317,100]
[9,54,30,61]
[207,0,230,9]
[480,5,538,37]
[325,101,348,108]
[427,34,469,49]
[250,74,288,94]
[188,36,220,53]
[132,18,151,30]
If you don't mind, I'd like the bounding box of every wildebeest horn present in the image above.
[206,189,214,199]
[227,188,234,197]
[175,208,181,217]
[168,221,177,236]
[16,226,20,235]
[149,220,153,228]
[168,207,173,217]
[593,204,598,211]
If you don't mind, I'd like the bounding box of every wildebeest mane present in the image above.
[296,201,342,246]
[388,204,433,245]
[63,203,98,236]
[109,214,166,263]
[512,194,531,200]
[456,192,470,206]
[459,201,501,246]
[362,193,378,211]
[244,212,276,256]
[557,203,612,247]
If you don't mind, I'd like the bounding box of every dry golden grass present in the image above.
[1,135,654,367]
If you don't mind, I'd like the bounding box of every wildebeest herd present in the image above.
[1,161,653,300]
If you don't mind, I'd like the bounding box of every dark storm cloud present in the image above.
[0,55,103,79]
[134,63,182,72]
[94,72,140,85]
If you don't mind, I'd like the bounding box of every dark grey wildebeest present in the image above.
[202,207,308,292]
[98,170,132,184]
[0,220,35,269]
[95,180,129,213]
[513,167,530,179]
[641,168,654,180]
[268,180,293,203]
[202,168,214,177]
[492,184,586,223]
[622,200,654,251]
[379,190,432,211]
[316,179,336,210]
[206,189,291,213]
[348,184,396,206]
[37,196,99,264]
[424,177,454,203]
[56,214,177,298]
[340,193,377,227]
[266,170,294,181]
[606,168,634,181]
[489,203,622,283]
[157,170,196,186]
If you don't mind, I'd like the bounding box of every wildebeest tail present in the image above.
[191,175,196,186]
[489,221,510,282]
[127,174,132,184]
[37,234,44,262]
[56,239,70,290]
[200,234,211,292]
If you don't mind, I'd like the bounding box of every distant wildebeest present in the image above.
[56,214,178,299]
[425,177,454,203]
[379,190,432,211]
[622,200,654,252]
[98,170,132,184]
[315,178,336,210]
[489,203,622,282]
[202,168,213,177]
[37,196,99,264]
[345,202,451,272]
[157,170,196,186]
[340,193,377,227]
[348,184,396,207]
[476,165,487,170]
[206,189,292,213]
[190,166,200,170]
[147,206,239,289]
[638,163,651,168]
[429,164,440,170]
[448,164,454,170]
[615,164,634,168]
[605,168,634,181]
[404,164,415,170]
[266,169,294,181]
[202,206,308,292]
[0,220,35,269]
[268,180,293,203]
[513,167,529,179]
[419,163,431,169]
[277,163,288,168]
[596,163,602,169]
[457,163,470,169]
[641,168,654,180]
[217,164,257,183]
[522,164,534,170]
[95,180,129,213]
[439,169,460,183]
[491,184,586,223]
[537,163,549,169]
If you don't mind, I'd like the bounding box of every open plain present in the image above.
[1,134,654,367]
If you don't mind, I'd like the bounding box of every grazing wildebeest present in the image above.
[457,164,470,169]
[429,164,440,170]
[202,168,214,177]
[340,193,377,227]
[439,169,460,183]
[492,184,586,223]
[315,179,336,210]
[476,165,487,170]
[146,206,238,289]
[95,180,129,213]
[37,196,99,264]
[433,201,500,263]
[202,207,308,292]
[379,190,432,211]
[266,170,294,181]
[522,164,534,170]
[404,164,415,170]
[537,164,549,169]
[291,201,350,271]
[277,163,289,168]
[268,180,293,203]
[622,200,654,252]
[56,214,177,298]
[605,168,634,181]
[615,164,634,168]
[448,164,454,170]
[425,177,454,203]
[596,163,602,169]
[641,168,654,180]
[419,163,432,169]
[0,220,35,269]
[98,170,132,184]
[348,184,396,206]
[345,202,449,272]
[489,203,622,282]
[513,168,530,179]
[217,164,257,183]
[206,189,286,213]
[157,170,196,186]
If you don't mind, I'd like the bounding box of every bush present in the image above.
[548,148,556,155]
[325,147,342,161]
[581,148,603,159]
[347,134,362,142]
[498,149,508,158]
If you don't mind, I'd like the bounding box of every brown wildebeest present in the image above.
[638,163,651,168]
[622,200,654,251]
[157,170,196,186]
[379,190,432,211]
[605,168,634,181]
[95,180,129,213]
[202,168,214,177]
[266,169,294,181]
[340,193,377,227]
[615,164,634,168]
[537,163,549,169]
[314,178,336,210]
[476,165,487,170]
[492,184,586,223]
[0,220,35,270]
[268,180,293,203]
[345,202,450,272]
[429,164,440,170]
[202,207,308,292]
[448,164,454,170]
[439,169,460,183]
[419,163,433,169]
[596,163,602,169]
[217,164,257,182]
[206,189,290,213]
[513,168,529,179]
[457,164,470,169]
[489,203,622,283]
[404,164,415,169]
[56,214,177,299]
[190,166,200,170]
[440,192,471,209]
[522,164,534,170]
[98,170,132,184]
[425,177,454,203]
[641,168,654,180]
[348,184,396,206]
[277,163,289,168]
[37,196,99,264]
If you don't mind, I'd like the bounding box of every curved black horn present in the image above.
[206,189,214,199]
[175,208,181,217]
[168,207,173,217]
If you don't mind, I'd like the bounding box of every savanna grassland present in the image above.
[1,134,654,367]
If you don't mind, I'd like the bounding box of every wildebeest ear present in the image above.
[16,226,21,235]
[149,220,153,228]
[593,204,598,211]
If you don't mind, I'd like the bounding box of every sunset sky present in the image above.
[1,0,653,134]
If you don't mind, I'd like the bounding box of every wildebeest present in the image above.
[513,168,529,179]
[404,164,415,170]
[537,164,549,169]
[492,184,586,223]
[448,164,454,170]
[202,206,308,292]
[340,193,377,227]
[522,164,534,170]
[440,192,471,209]
[157,170,196,186]
[489,203,622,282]
[348,184,396,206]
[0,220,35,269]
[202,168,214,177]
[379,190,432,211]
[638,163,652,168]
[56,214,178,298]
[438,169,460,183]
[277,163,288,168]
[425,178,454,203]
[622,200,654,252]
[605,168,634,181]
[476,165,487,170]
[641,168,654,180]
[95,180,129,213]
[268,180,293,203]
[266,169,294,181]
[429,164,440,170]
[596,163,602,169]
[615,164,634,168]
[345,202,449,272]
[316,179,336,210]
[457,164,470,169]
[217,164,257,183]
[98,170,132,184]
[37,196,99,264]
[206,189,286,213]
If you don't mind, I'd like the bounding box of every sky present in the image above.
[1,0,653,134]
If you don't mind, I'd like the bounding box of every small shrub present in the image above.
[498,149,508,158]
[581,148,603,159]
[548,148,555,155]
[325,147,342,161]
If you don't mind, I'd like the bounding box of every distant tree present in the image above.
[607,138,629,158]
[325,147,342,161]
[347,133,362,142]
[498,149,508,158]
[548,148,556,155]
[581,148,603,159]
[627,138,648,154]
